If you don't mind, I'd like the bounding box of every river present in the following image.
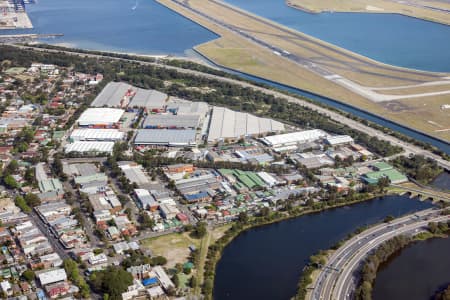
[213,195,433,300]
[372,237,450,300]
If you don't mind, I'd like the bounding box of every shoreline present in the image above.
[155,0,450,144]
[285,1,450,27]
[204,191,407,300]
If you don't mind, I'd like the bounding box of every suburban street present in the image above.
[311,208,449,300]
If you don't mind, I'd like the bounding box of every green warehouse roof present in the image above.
[364,169,407,184]
[372,162,393,172]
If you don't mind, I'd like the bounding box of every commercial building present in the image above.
[167,99,209,118]
[37,268,67,286]
[65,141,115,154]
[159,204,180,220]
[119,163,150,186]
[91,82,134,107]
[325,135,354,146]
[261,129,327,152]
[70,129,124,142]
[153,266,174,291]
[134,189,158,211]
[38,178,63,193]
[207,107,284,143]
[77,108,124,128]
[129,88,167,112]
[134,129,197,147]
[142,114,200,129]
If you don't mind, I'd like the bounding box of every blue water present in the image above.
[225,0,450,72]
[214,196,434,300]
[1,0,217,55]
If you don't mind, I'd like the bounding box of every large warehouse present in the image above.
[261,129,327,152]
[142,114,200,129]
[64,141,115,154]
[128,88,167,112]
[207,107,284,143]
[134,129,197,147]
[167,99,209,118]
[77,108,124,128]
[70,129,124,142]
[90,82,134,107]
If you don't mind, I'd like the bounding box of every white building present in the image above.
[77,108,124,127]
[325,135,354,146]
[65,141,115,154]
[261,129,327,151]
[38,268,67,286]
[70,129,124,142]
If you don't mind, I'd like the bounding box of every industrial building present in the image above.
[119,163,150,186]
[64,141,115,154]
[90,82,134,107]
[325,135,354,146]
[37,268,67,286]
[261,129,328,152]
[207,106,284,143]
[77,108,124,128]
[128,88,167,112]
[142,114,200,129]
[134,129,197,147]
[134,189,158,211]
[70,129,124,142]
[167,99,209,118]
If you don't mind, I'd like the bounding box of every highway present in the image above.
[9,44,450,170]
[311,208,449,300]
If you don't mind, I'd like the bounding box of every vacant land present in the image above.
[157,0,450,141]
[286,0,450,25]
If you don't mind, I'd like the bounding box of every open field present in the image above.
[141,232,201,268]
[286,0,450,26]
[157,0,450,142]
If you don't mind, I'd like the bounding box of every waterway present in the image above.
[431,171,450,191]
[0,0,218,55]
[225,0,450,73]
[214,195,433,300]
[372,237,450,300]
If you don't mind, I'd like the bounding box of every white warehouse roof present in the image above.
[65,141,115,154]
[38,268,67,286]
[78,108,124,126]
[134,129,197,147]
[70,129,125,141]
[261,129,327,147]
[207,107,284,142]
[91,82,133,107]
[326,135,354,146]
[129,88,167,109]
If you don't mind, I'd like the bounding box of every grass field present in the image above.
[286,0,450,26]
[157,0,450,142]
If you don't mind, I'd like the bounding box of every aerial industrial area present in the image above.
[0,0,449,297]
[0,48,447,300]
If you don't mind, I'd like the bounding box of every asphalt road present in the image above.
[311,208,449,300]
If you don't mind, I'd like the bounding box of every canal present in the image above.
[373,237,450,300]
[213,195,433,300]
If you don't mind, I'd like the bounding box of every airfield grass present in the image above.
[157,0,450,142]
[286,0,450,26]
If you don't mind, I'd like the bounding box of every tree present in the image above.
[22,270,35,282]
[237,211,249,224]
[192,222,207,239]
[3,174,19,189]
[89,266,133,300]
[14,195,31,213]
[24,193,41,207]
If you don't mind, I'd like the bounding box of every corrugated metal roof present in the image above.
[65,141,115,153]
[70,129,124,141]
[91,82,133,107]
[129,88,167,109]
[134,129,197,146]
[78,108,124,125]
